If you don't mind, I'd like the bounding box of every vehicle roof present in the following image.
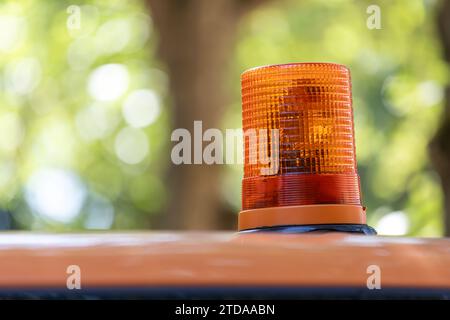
[0,232,449,289]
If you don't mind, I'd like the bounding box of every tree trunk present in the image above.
[430,0,450,236]
[146,0,265,229]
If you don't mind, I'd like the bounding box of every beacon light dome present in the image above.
[238,63,374,234]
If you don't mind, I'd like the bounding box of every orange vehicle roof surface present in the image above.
[0,232,449,289]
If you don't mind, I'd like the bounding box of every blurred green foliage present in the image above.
[0,0,169,230]
[0,0,447,236]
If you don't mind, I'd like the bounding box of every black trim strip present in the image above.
[0,286,448,299]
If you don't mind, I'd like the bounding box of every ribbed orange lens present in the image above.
[241,63,361,211]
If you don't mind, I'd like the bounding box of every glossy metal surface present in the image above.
[0,232,448,289]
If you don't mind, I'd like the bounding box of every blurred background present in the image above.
[0,0,449,236]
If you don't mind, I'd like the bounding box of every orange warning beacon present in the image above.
[238,63,375,234]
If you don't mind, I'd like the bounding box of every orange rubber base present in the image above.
[238,204,366,231]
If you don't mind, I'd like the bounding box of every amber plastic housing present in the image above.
[239,63,364,230]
